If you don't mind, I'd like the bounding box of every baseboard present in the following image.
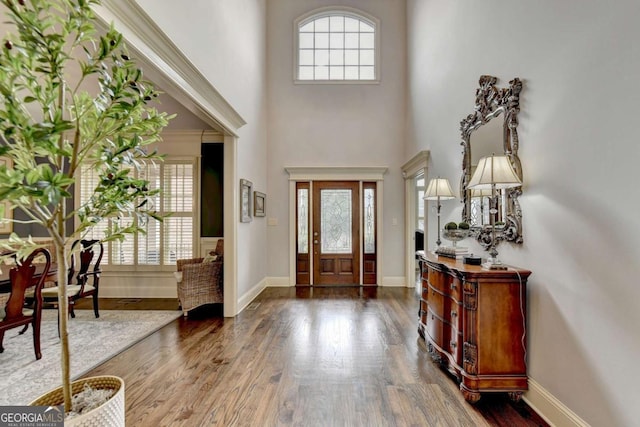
[266,277,292,287]
[99,275,177,298]
[237,278,268,314]
[524,378,590,427]
[381,276,409,287]
[263,276,413,287]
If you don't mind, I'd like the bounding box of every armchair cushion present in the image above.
[39,284,96,298]
[202,253,218,263]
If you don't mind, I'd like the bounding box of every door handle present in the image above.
[314,240,318,244]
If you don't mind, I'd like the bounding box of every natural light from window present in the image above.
[297,11,377,82]
[78,159,194,268]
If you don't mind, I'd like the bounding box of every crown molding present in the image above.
[285,166,388,181]
[401,150,430,178]
[91,2,246,136]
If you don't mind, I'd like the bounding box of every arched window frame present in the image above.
[294,6,380,84]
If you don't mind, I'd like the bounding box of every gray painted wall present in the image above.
[407,1,640,425]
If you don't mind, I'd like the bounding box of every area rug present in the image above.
[0,309,181,406]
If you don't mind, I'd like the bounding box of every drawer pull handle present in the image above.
[451,311,457,318]
[451,282,457,290]
[450,341,457,349]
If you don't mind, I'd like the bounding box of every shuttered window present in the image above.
[78,159,194,267]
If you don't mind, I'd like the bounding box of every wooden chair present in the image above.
[0,247,51,360]
[175,239,223,316]
[40,239,103,319]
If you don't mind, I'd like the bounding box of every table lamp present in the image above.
[468,154,522,269]
[424,177,455,248]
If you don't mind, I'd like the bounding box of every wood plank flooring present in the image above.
[78,288,548,427]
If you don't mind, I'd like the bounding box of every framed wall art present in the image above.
[253,191,266,217]
[240,179,252,223]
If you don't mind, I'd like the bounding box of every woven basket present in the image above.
[30,376,124,427]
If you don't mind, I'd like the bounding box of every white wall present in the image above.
[407,1,640,426]
[266,0,407,281]
[135,0,269,303]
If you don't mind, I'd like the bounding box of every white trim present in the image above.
[266,277,293,287]
[401,150,430,178]
[237,278,268,314]
[91,2,246,135]
[161,130,224,144]
[99,273,177,299]
[381,276,407,287]
[223,135,238,317]
[402,151,430,288]
[524,378,590,427]
[285,166,388,181]
[293,6,381,84]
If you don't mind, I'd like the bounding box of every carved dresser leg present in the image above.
[460,385,481,404]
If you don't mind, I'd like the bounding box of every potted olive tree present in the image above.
[0,0,172,422]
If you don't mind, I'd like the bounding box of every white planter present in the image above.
[30,376,125,427]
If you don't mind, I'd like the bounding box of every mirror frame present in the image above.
[460,75,523,248]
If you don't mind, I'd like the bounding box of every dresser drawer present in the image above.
[427,268,447,293]
[446,299,462,331]
[449,276,462,301]
[447,325,462,365]
[419,299,428,324]
[427,284,445,319]
[421,286,429,301]
[426,308,444,347]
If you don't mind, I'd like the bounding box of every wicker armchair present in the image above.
[175,240,224,316]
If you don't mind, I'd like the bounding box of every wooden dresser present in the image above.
[417,251,531,403]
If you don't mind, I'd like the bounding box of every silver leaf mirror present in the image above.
[460,75,523,248]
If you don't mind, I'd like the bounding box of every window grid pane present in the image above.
[78,160,194,268]
[163,216,192,264]
[298,12,376,81]
[297,188,309,254]
[364,188,375,254]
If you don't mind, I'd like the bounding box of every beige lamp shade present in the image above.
[424,178,455,200]
[468,154,522,190]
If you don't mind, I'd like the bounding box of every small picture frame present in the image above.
[240,179,252,223]
[253,191,266,217]
[0,157,13,234]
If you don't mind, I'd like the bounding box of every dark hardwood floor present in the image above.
[77,288,548,427]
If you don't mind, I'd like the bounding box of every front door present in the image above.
[312,181,360,285]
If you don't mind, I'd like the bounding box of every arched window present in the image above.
[295,7,379,82]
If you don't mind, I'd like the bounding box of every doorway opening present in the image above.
[287,167,387,287]
[296,181,374,286]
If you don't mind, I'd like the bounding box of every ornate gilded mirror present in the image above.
[460,75,523,247]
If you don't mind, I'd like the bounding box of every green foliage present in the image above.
[444,221,458,230]
[0,0,173,253]
[458,222,470,230]
[0,0,173,411]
